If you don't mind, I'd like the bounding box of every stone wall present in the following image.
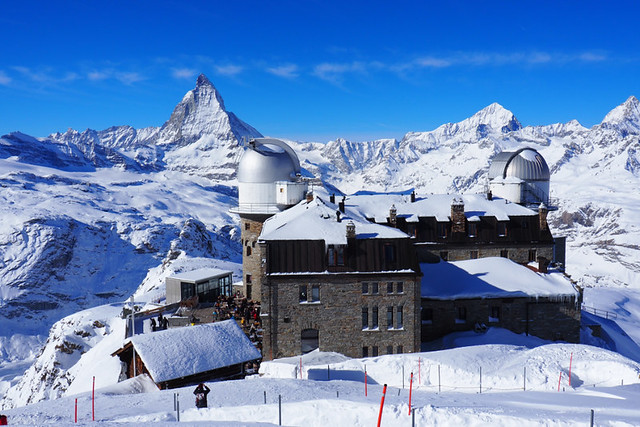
[421,296,580,343]
[241,217,265,301]
[261,273,421,360]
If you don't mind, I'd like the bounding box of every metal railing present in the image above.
[582,304,617,320]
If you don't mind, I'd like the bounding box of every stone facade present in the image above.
[240,217,266,301]
[421,295,581,343]
[418,244,554,264]
[261,273,421,360]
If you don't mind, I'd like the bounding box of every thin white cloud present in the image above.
[266,64,299,79]
[215,64,243,76]
[579,52,607,62]
[88,70,110,81]
[0,71,11,85]
[116,72,145,85]
[172,68,197,80]
[11,66,79,83]
[313,61,367,83]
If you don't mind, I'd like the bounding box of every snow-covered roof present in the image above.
[421,257,578,300]
[168,268,232,282]
[259,196,409,245]
[126,320,260,383]
[347,192,536,223]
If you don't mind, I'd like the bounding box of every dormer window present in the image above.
[327,245,345,266]
[437,222,448,238]
[497,222,507,237]
[468,223,478,238]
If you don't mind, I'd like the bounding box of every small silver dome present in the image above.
[488,148,550,181]
[237,138,301,183]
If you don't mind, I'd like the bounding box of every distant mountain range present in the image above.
[1,74,640,406]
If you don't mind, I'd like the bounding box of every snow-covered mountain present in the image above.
[1,74,640,408]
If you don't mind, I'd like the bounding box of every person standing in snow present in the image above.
[193,383,211,408]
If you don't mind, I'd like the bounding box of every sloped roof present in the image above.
[421,257,578,300]
[259,195,409,245]
[347,192,536,222]
[124,320,260,383]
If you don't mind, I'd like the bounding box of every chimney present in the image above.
[451,198,466,233]
[338,196,345,213]
[537,256,549,273]
[336,210,342,223]
[306,191,314,202]
[410,191,416,203]
[487,190,493,201]
[389,204,397,227]
[346,221,356,239]
[538,203,548,231]
[330,193,335,204]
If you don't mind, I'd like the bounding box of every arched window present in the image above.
[301,328,319,354]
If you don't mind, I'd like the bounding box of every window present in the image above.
[311,285,320,302]
[521,219,529,229]
[490,306,501,322]
[397,305,403,329]
[299,285,307,303]
[327,245,345,266]
[528,249,537,262]
[301,329,319,354]
[456,306,467,323]
[387,282,394,294]
[372,306,378,329]
[397,345,403,354]
[468,223,478,237]
[362,282,369,294]
[246,285,252,300]
[245,274,252,284]
[371,282,379,295]
[387,345,393,354]
[246,246,252,256]
[500,249,509,258]
[362,307,369,329]
[372,346,378,357]
[497,222,507,237]
[384,244,396,263]
[396,282,403,294]
[387,307,393,329]
[470,250,479,259]
[437,222,448,238]
[422,307,433,323]
[245,222,250,230]
[440,251,448,261]
[362,346,369,357]
[252,241,256,247]
[407,224,417,237]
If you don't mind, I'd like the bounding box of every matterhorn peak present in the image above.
[600,95,640,136]
[156,74,261,146]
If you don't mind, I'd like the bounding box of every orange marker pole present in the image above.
[408,372,414,415]
[568,352,573,387]
[376,384,388,427]
[92,376,95,421]
[365,367,368,396]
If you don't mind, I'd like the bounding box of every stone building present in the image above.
[230,139,579,360]
[257,195,421,360]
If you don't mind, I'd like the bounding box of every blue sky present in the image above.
[1,1,639,142]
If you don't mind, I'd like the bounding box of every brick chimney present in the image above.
[389,204,397,227]
[346,221,356,239]
[538,203,548,231]
[451,198,466,233]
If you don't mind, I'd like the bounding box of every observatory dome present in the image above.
[237,138,301,184]
[488,148,550,181]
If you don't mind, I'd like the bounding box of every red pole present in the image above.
[75,398,78,423]
[365,366,368,397]
[376,384,388,427]
[92,376,95,421]
[557,371,562,392]
[568,352,573,387]
[408,372,414,415]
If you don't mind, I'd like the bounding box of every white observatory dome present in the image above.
[234,138,308,215]
[237,138,300,183]
[488,148,550,206]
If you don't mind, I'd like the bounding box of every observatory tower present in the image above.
[231,138,308,300]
